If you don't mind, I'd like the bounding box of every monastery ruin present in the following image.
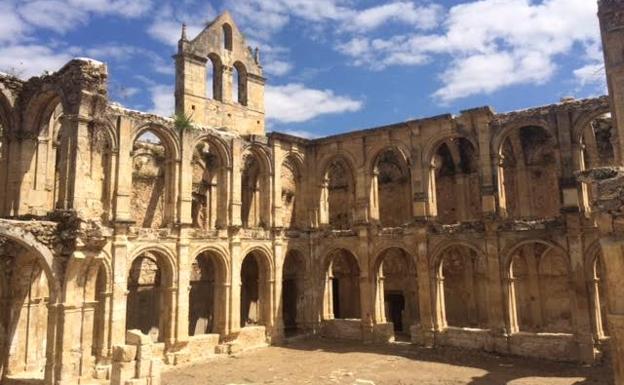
[2,1,624,384]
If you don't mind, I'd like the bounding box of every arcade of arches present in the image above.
[3,4,624,385]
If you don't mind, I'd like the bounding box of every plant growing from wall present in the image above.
[172,111,196,133]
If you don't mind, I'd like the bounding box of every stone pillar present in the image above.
[484,222,506,337]
[110,224,131,351]
[174,231,191,347]
[178,132,194,225]
[414,231,434,345]
[229,229,242,334]
[272,233,285,341]
[230,140,242,227]
[113,117,135,222]
[566,214,597,363]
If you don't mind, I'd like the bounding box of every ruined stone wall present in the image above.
[1,8,623,385]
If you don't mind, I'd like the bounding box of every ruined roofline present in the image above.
[300,95,609,144]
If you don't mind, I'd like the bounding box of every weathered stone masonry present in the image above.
[2,3,624,385]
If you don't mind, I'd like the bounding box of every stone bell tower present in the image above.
[174,11,266,136]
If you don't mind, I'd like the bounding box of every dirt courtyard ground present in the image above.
[162,338,612,385]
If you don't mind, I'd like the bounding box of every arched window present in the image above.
[373,149,410,227]
[192,139,227,230]
[508,243,573,334]
[131,129,176,228]
[282,250,306,335]
[222,23,233,51]
[240,251,271,327]
[431,138,480,223]
[323,249,360,320]
[189,251,227,336]
[498,126,560,218]
[436,245,488,328]
[241,149,270,229]
[281,156,301,228]
[373,248,418,333]
[579,113,615,212]
[232,62,248,106]
[207,54,223,101]
[322,158,355,230]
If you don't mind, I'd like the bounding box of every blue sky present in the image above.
[0,0,605,138]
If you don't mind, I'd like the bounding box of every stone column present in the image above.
[484,222,506,342]
[174,230,191,347]
[113,117,135,222]
[414,231,435,346]
[566,214,596,363]
[229,229,242,334]
[272,233,285,341]
[110,224,130,349]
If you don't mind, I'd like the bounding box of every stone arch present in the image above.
[504,239,573,334]
[241,146,272,228]
[12,91,72,215]
[428,136,481,223]
[192,135,230,230]
[320,155,356,230]
[584,241,609,339]
[281,153,303,229]
[282,249,306,335]
[495,124,560,219]
[431,242,488,329]
[491,118,554,156]
[372,247,418,334]
[371,146,411,227]
[232,61,248,106]
[207,53,224,101]
[126,246,177,343]
[222,23,233,51]
[189,247,229,336]
[322,248,361,320]
[130,124,180,228]
[0,229,61,384]
[240,247,273,327]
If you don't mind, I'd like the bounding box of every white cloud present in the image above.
[19,1,88,33]
[264,60,293,77]
[149,85,174,117]
[347,2,442,32]
[147,3,216,46]
[337,0,601,102]
[434,51,554,104]
[0,3,29,41]
[266,83,362,123]
[0,44,72,78]
[275,129,319,139]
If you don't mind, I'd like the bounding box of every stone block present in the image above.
[124,379,147,385]
[136,343,153,360]
[113,344,138,362]
[127,329,151,346]
[111,361,136,385]
[136,359,152,378]
[94,364,111,379]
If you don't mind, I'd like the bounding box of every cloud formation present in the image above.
[266,83,362,124]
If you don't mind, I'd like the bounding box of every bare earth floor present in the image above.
[162,338,613,385]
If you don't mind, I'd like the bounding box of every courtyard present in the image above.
[162,338,612,385]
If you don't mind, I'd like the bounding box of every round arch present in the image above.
[429,240,486,271]
[128,245,178,286]
[501,238,569,275]
[0,226,61,302]
[423,133,479,168]
[491,119,553,156]
[131,123,181,161]
[370,144,411,174]
[192,134,231,168]
[190,245,231,281]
